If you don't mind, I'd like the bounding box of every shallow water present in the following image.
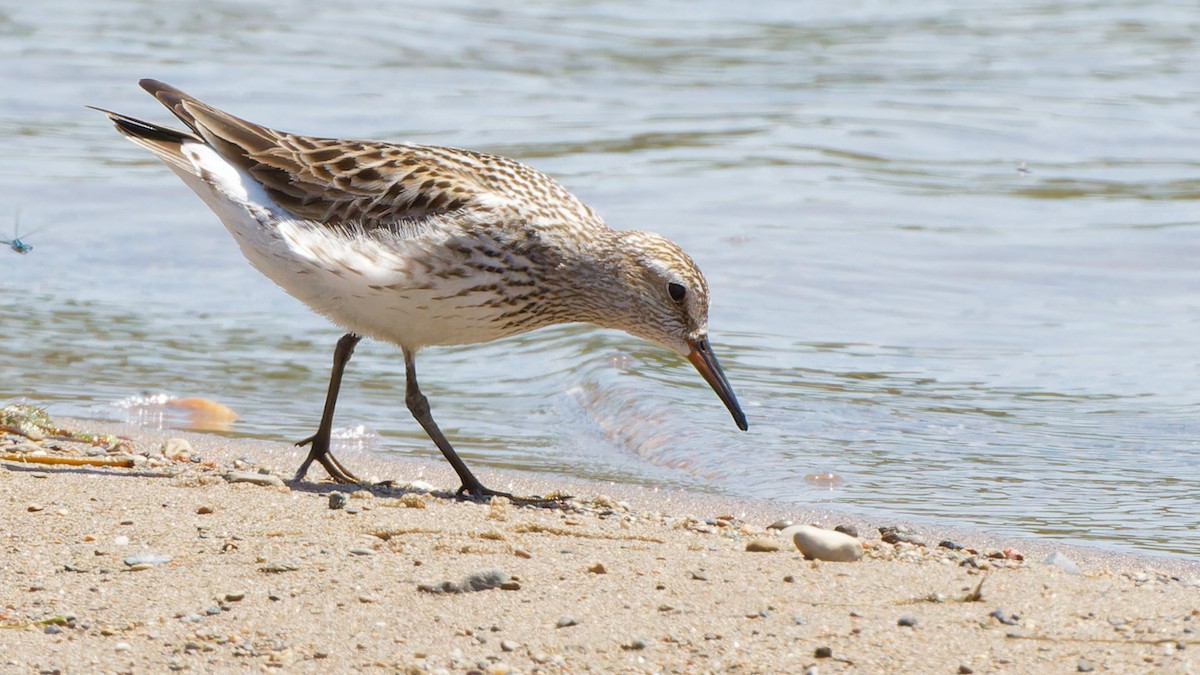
[1,1,1197,557]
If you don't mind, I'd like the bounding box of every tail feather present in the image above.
[138,78,278,170]
[89,106,199,175]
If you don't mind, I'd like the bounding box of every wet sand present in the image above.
[1,418,1197,673]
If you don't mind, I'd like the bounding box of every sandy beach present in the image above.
[1,413,1197,674]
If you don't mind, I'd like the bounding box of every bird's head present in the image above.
[604,230,748,432]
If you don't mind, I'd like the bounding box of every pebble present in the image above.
[349,548,374,556]
[1044,551,1081,575]
[766,519,794,531]
[622,638,648,650]
[879,525,928,546]
[259,561,301,573]
[405,480,436,493]
[398,493,426,509]
[989,609,1020,626]
[418,568,510,594]
[958,666,974,674]
[833,524,858,538]
[224,471,286,488]
[745,538,781,553]
[939,540,964,551]
[196,506,214,515]
[814,646,833,658]
[329,492,348,510]
[555,615,579,628]
[204,606,221,616]
[500,639,519,652]
[124,553,173,568]
[223,592,246,602]
[1077,659,1095,672]
[27,504,44,513]
[787,525,864,562]
[587,562,607,574]
[161,438,193,460]
[897,615,918,627]
[114,642,131,652]
[44,625,62,635]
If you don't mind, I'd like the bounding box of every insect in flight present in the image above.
[2,212,37,254]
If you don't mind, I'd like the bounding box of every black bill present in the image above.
[686,335,748,431]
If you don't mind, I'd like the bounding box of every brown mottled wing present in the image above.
[137,79,490,227]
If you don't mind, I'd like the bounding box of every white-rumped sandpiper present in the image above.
[96,80,747,497]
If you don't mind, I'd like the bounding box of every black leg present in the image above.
[294,333,362,484]
[403,348,549,502]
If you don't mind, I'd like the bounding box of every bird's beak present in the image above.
[687,336,748,431]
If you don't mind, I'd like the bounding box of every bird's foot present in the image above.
[455,482,570,506]
[292,435,360,485]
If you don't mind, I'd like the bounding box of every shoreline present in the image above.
[1,415,1197,672]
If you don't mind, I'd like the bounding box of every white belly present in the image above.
[169,146,525,349]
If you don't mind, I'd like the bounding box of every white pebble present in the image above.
[787,525,863,562]
[114,535,130,546]
[114,642,131,652]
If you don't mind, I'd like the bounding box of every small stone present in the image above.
[114,642,131,652]
[44,625,62,635]
[349,548,374,556]
[814,646,833,658]
[788,525,864,562]
[500,581,521,591]
[990,609,1020,626]
[205,606,221,616]
[555,616,579,629]
[500,639,519,652]
[689,570,708,581]
[939,540,964,551]
[419,568,510,594]
[833,524,858,538]
[587,562,607,574]
[766,519,794,531]
[196,506,214,515]
[1077,659,1095,672]
[223,592,246,602]
[958,667,974,674]
[461,568,508,591]
[1044,551,1081,575]
[898,615,918,627]
[27,504,44,513]
[161,438,193,460]
[745,538,780,553]
[224,471,286,488]
[259,561,300,573]
[359,595,376,604]
[622,638,648,650]
[879,525,927,546]
[124,553,173,568]
[783,575,796,583]
[405,480,436,493]
[399,493,426,509]
[329,492,349,510]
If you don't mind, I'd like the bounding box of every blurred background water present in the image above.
[1,0,1197,557]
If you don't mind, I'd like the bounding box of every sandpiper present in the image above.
[95,79,747,497]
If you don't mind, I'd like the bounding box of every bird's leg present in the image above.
[294,333,362,484]
[403,349,560,503]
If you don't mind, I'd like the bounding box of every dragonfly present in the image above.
[2,212,37,254]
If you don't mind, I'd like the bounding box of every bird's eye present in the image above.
[668,282,687,302]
